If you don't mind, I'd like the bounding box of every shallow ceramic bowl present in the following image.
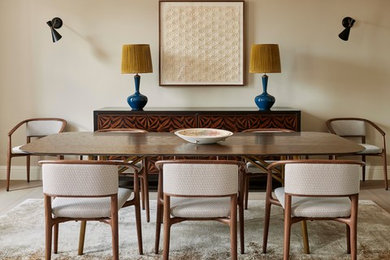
[174,128,233,144]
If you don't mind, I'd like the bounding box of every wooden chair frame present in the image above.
[6,118,67,191]
[326,117,388,190]
[154,160,246,260]
[39,160,143,260]
[263,159,364,260]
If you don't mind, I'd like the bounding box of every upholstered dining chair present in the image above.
[40,160,143,260]
[263,160,364,260]
[242,128,295,209]
[154,160,245,260]
[97,128,151,222]
[326,117,388,190]
[6,118,67,191]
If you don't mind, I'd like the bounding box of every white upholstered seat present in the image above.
[274,187,351,218]
[40,160,143,259]
[52,188,132,218]
[170,197,231,218]
[326,117,388,190]
[6,118,67,191]
[263,160,363,260]
[155,160,245,259]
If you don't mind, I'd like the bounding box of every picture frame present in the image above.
[159,0,245,86]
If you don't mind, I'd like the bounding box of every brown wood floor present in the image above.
[0,180,389,215]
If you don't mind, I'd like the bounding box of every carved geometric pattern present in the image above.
[147,115,196,132]
[98,115,149,130]
[198,114,298,132]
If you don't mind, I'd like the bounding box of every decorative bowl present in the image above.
[174,128,233,144]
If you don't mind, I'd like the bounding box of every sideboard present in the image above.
[93,107,301,132]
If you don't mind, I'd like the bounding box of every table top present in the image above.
[21,131,363,157]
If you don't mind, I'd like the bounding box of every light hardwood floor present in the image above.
[0,180,389,215]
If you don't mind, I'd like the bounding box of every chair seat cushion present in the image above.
[357,144,382,154]
[274,187,351,218]
[11,145,30,154]
[52,188,132,218]
[170,197,232,218]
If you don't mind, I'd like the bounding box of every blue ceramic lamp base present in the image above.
[255,74,275,111]
[127,74,148,111]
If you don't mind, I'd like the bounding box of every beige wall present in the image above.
[1,0,390,179]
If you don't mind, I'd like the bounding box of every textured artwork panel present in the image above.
[160,2,244,85]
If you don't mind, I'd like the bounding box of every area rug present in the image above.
[0,199,389,260]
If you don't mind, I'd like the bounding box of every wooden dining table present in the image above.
[21,131,363,157]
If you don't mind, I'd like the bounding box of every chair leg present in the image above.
[135,191,144,255]
[78,221,87,255]
[230,195,238,260]
[155,198,163,254]
[301,221,310,254]
[110,197,119,260]
[163,195,171,260]
[362,155,366,182]
[346,224,351,254]
[26,155,30,183]
[244,174,249,210]
[6,155,12,191]
[262,198,271,253]
[239,197,245,254]
[54,224,59,254]
[382,153,388,190]
[283,195,292,260]
[350,195,359,260]
[44,196,52,260]
[143,171,150,223]
[140,177,145,210]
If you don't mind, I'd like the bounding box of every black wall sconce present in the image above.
[339,17,355,41]
[47,17,63,43]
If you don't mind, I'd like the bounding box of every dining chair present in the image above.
[326,117,388,190]
[97,128,151,222]
[40,160,143,260]
[242,128,295,209]
[6,118,67,191]
[154,160,245,260]
[263,160,364,260]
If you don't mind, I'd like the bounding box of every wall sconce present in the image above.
[339,17,355,41]
[47,17,63,43]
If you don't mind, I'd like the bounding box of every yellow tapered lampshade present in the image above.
[249,44,281,73]
[121,44,153,74]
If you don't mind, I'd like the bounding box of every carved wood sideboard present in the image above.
[94,107,301,132]
[93,107,301,183]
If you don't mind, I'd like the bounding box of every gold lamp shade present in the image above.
[121,44,153,74]
[249,44,281,74]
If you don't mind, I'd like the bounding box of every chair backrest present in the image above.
[157,160,241,197]
[283,161,362,196]
[41,161,119,197]
[326,118,366,137]
[26,118,67,137]
[243,128,294,133]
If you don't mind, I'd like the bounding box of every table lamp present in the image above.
[121,44,153,111]
[249,44,281,111]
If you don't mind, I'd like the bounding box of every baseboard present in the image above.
[0,166,41,180]
[0,165,387,181]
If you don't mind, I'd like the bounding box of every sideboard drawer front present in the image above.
[147,115,197,132]
[197,113,299,132]
[97,114,149,130]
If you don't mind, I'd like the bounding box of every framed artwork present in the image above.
[159,0,245,86]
